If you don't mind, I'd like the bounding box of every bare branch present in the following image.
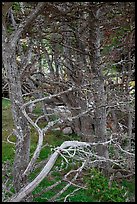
[10,2,46,47]
[8,141,89,202]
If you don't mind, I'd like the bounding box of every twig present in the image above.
[33,180,62,198]
[48,161,86,202]
[64,187,81,202]
[7,132,15,145]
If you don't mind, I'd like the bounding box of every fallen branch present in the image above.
[7,141,89,202]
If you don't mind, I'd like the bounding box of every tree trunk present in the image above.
[2,3,48,201]
[88,4,109,160]
[62,23,94,141]
[93,78,108,159]
[2,43,32,201]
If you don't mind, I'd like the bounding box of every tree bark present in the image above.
[2,32,31,197]
[2,41,32,201]
[61,23,94,141]
[88,4,109,160]
[2,4,48,200]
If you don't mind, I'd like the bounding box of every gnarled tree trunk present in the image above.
[88,4,109,160]
[2,40,32,201]
[2,2,47,201]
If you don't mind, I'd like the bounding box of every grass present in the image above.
[2,98,15,162]
[2,98,135,202]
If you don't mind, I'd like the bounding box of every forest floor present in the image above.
[2,98,135,202]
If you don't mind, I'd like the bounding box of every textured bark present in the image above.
[2,3,47,201]
[93,78,108,159]
[62,23,94,141]
[2,42,31,201]
[111,109,117,133]
[88,4,109,159]
[62,91,94,142]
[127,41,133,153]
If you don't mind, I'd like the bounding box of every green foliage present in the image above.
[2,99,15,163]
[2,143,15,162]
[12,2,21,12]
[87,168,127,202]
[67,189,94,202]
[116,26,131,37]
[33,103,43,115]
[7,25,15,34]
[2,98,11,109]
[22,42,28,52]
[2,99,135,202]
[121,178,135,200]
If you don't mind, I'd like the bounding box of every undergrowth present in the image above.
[2,99,135,202]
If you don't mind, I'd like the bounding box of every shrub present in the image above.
[87,168,127,202]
